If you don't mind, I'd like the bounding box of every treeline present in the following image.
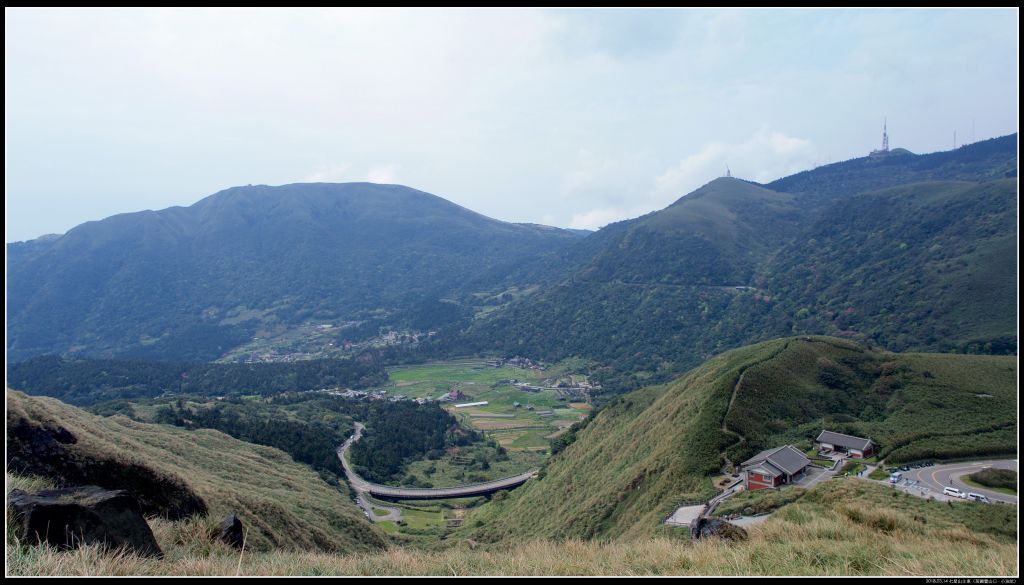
[350,401,481,484]
[148,394,358,477]
[104,392,489,487]
[7,355,387,406]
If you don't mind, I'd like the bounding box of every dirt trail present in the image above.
[719,340,791,472]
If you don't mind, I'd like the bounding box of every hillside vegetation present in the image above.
[460,137,1018,395]
[5,391,385,553]
[7,182,582,362]
[6,355,386,406]
[465,337,1016,541]
[7,480,1016,576]
[745,179,1017,355]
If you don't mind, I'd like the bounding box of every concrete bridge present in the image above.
[338,422,537,501]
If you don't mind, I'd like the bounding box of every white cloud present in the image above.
[4,9,1018,241]
[304,163,351,183]
[569,205,649,231]
[652,128,818,202]
[366,165,399,184]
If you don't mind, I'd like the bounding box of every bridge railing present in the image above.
[366,471,537,496]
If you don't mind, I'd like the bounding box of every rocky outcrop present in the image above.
[6,413,207,520]
[8,485,162,557]
[218,513,245,549]
[695,518,748,541]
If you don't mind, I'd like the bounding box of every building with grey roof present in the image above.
[741,445,811,491]
[816,430,876,458]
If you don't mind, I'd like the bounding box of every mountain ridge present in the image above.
[7,183,584,362]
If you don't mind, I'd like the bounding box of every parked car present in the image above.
[889,472,903,484]
[943,487,967,499]
[966,493,990,504]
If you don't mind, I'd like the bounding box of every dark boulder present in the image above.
[218,513,245,549]
[8,485,162,557]
[696,518,748,541]
[6,412,208,520]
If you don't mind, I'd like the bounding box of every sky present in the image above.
[5,7,1019,242]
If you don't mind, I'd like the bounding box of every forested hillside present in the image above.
[459,136,1018,396]
[6,355,387,406]
[7,183,582,362]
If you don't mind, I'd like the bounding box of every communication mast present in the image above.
[870,118,890,155]
[725,163,731,178]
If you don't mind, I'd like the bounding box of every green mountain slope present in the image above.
[577,178,801,286]
[7,183,582,362]
[767,133,1017,201]
[744,179,1018,354]
[466,337,1016,541]
[460,137,1017,394]
[6,390,386,553]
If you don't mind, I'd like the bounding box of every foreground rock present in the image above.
[218,513,245,549]
[695,518,748,541]
[6,414,208,520]
[8,485,162,557]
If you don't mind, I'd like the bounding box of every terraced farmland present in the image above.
[373,361,593,487]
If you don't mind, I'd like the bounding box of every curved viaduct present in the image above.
[337,422,538,500]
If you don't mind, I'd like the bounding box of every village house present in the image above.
[741,445,812,491]
[816,430,876,458]
[438,388,467,402]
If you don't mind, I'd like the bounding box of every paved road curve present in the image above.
[899,459,1017,504]
[338,422,538,500]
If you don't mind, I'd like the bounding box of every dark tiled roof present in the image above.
[741,445,810,476]
[746,461,783,478]
[816,430,874,451]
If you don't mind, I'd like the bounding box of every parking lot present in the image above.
[881,459,1017,504]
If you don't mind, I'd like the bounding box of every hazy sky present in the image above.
[5,8,1019,242]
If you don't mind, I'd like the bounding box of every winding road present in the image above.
[338,422,538,501]
[899,459,1017,504]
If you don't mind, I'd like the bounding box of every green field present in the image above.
[386,361,544,400]
[962,468,1017,496]
[404,449,545,488]
[356,361,592,509]
[381,361,591,458]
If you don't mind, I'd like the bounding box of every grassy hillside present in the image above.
[576,178,801,287]
[464,337,1016,541]
[7,480,1016,576]
[5,391,386,553]
[466,340,784,541]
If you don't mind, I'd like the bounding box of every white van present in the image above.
[889,472,903,484]
[966,493,990,503]
[943,486,967,499]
